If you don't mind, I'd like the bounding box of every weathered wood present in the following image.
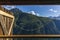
[0,15,8,35]
[0,23,3,35]
[0,6,14,40]
[0,6,13,15]
[0,10,14,18]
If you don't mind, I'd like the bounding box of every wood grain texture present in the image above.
[0,35,60,38]
[0,6,14,40]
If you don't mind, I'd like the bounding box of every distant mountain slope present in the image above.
[10,8,60,40]
[10,8,60,34]
[49,15,60,20]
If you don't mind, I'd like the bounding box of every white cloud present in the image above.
[31,11,36,15]
[36,13,40,16]
[28,11,36,15]
[49,9,53,11]
[53,10,57,13]
[1,5,16,10]
[49,8,57,13]
[28,11,40,16]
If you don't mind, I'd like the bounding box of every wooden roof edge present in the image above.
[0,6,14,16]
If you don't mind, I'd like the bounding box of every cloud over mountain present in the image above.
[28,11,40,16]
[49,8,58,13]
[1,5,16,10]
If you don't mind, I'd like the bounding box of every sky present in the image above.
[2,5,60,17]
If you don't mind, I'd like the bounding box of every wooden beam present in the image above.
[0,15,8,35]
[0,10,14,18]
[0,35,60,38]
[0,7,14,40]
[8,17,14,35]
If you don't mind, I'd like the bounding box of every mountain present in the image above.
[49,15,60,20]
[55,15,60,20]
[10,8,60,40]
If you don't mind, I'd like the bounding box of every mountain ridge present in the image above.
[9,8,60,34]
[10,8,60,40]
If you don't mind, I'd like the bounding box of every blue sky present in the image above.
[2,5,60,17]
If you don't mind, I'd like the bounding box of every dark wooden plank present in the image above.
[0,0,60,4]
